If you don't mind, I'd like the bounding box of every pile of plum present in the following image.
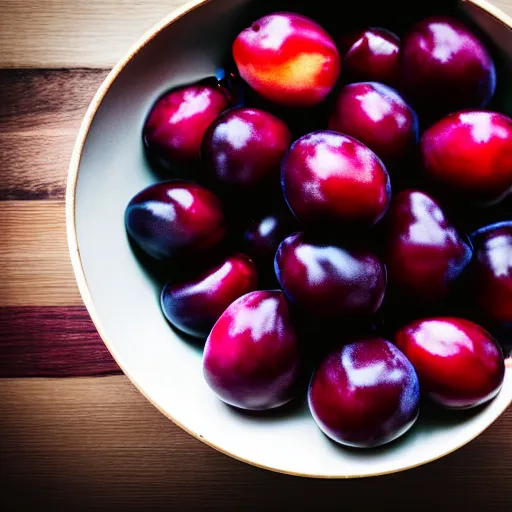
[125,11,511,448]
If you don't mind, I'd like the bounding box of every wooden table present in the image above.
[0,1,511,508]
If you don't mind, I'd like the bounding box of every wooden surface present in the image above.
[0,1,185,68]
[1,378,511,509]
[0,0,511,509]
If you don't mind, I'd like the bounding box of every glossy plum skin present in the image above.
[203,290,301,410]
[232,12,340,107]
[421,110,512,205]
[125,181,226,260]
[468,222,512,327]
[395,318,505,409]
[202,108,291,189]
[400,16,496,119]
[161,253,258,338]
[342,28,400,86]
[384,189,472,302]
[143,84,230,167]
[281,131,391,227]
[275,233,386,318]
[328,82,418,166]
[308,338,420,448]
[244,212,298,271]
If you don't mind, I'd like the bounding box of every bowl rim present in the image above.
[66,0,512,479]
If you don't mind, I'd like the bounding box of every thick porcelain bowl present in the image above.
[67,0,512,478]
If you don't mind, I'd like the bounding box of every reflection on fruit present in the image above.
[281,130,391,227]
[384,189,472,302]
[244,212,298,274]
[308,338,420,447]
[421,110,512,205]
[161,253,257,338]
[125,181,226,260]
[329,82,418,166]
[143,83,230,168]
[275,232,386,318]
[233,12,340,106]
[395,317,505,409]
[342,27,400,86]
[203,290,301,410]
[202,107,291,189]
[468,222,512,328]
[400,16,496,119]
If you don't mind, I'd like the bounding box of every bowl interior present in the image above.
[71,0,512,477]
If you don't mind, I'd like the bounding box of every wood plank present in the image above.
[0,306,119,377]
[0,69,108,132]
[0,69,107,200]
[0,0,187,68]
[0,132,80,200]
[0,1,511,68]
[0,376,511,509]
[0,201,82,305]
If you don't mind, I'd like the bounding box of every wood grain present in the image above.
[0,0,186,68]
[0,376,510,509]
[1,0,511,68]
[0,0,511,507]
[0,69,108,132]
[0,69,107,199]
[0,306,119,377]
[0,201,82,305]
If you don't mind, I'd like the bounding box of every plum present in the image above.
[125,181,226,260]
[161,253,257,338]
[328,82,418,167]
[275,232,386,318]
[400,16,496,119]
[384,189,472,302]
[143,83,230,168]
[203,290,301,410]
[233,12,340,107]
[468,222,512,328]
[395,317,505,409]
[421,110,512,205]
[308,338,420,448]
[202,107,291,189]
[342,27,400,86]
[244,211,298,272]
[281,131,391,228]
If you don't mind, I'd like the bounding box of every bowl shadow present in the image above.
[223,393,310,423]
[325,398,488,459]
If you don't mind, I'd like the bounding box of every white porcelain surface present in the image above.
[68,0,512,477]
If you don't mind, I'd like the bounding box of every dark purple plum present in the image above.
[384,189,472,302]
[202,107,291,189]
[421,110,512,205]
[275,233,386,318]
[395,317,504,409]
[244,211,298,272]
[342,27,400,86]
[308,338,420,448]
[143,83,230,168]
[125,181,226,260]
[203,290,301,410]
[281,131,391,228]
[328,82,418,167]
[161,253,258,338]
[468,222,512,328]
[400,16,496,119]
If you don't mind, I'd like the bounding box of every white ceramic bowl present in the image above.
[67,0,512,478]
